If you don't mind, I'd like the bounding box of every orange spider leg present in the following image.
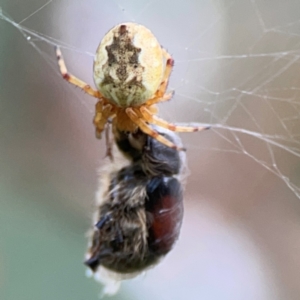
[138,106,210,132]
[93,101,114,159]
[93,100,103,125]
[145,91,174,106]
[125,108,185,151]
[144,50,174,106]
[55,47,101,98]
[160,48,173,91]
[94,104,115,138]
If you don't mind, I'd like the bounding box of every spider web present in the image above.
[1,0,300,299]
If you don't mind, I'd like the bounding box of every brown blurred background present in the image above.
[1,0,300,299]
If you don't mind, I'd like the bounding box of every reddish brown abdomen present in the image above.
[146,177,184,255]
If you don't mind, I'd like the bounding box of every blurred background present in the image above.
[1,0,300,299]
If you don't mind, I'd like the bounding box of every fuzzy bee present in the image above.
[85,125,186,294]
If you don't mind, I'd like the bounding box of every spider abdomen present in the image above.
[93,23,165,108]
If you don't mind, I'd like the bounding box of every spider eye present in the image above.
[128,86,132,89]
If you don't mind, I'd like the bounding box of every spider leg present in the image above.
[144,51,174,106]
[125,108,185,151]
[55,47,101,98]
[145,91,174,106]
[139,106,210,132]
[159,49,173,97]
[94,104,115,139]
[93,100,103,126]
[104,120,114,161]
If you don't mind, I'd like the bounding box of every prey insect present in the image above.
[85,125,186,293]
[55,22,209,151]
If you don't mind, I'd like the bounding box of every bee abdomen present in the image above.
[146,176,183,255]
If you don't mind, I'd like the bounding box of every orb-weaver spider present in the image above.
[56,23,209,151]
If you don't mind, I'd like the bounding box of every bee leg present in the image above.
[95,214,111,229]
[115,223,123,244]
[84,249,113,271]
[84,256,100,271]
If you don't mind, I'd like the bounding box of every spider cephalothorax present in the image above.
[56,23,209,150]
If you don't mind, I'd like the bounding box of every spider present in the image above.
[56,22,209,151]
